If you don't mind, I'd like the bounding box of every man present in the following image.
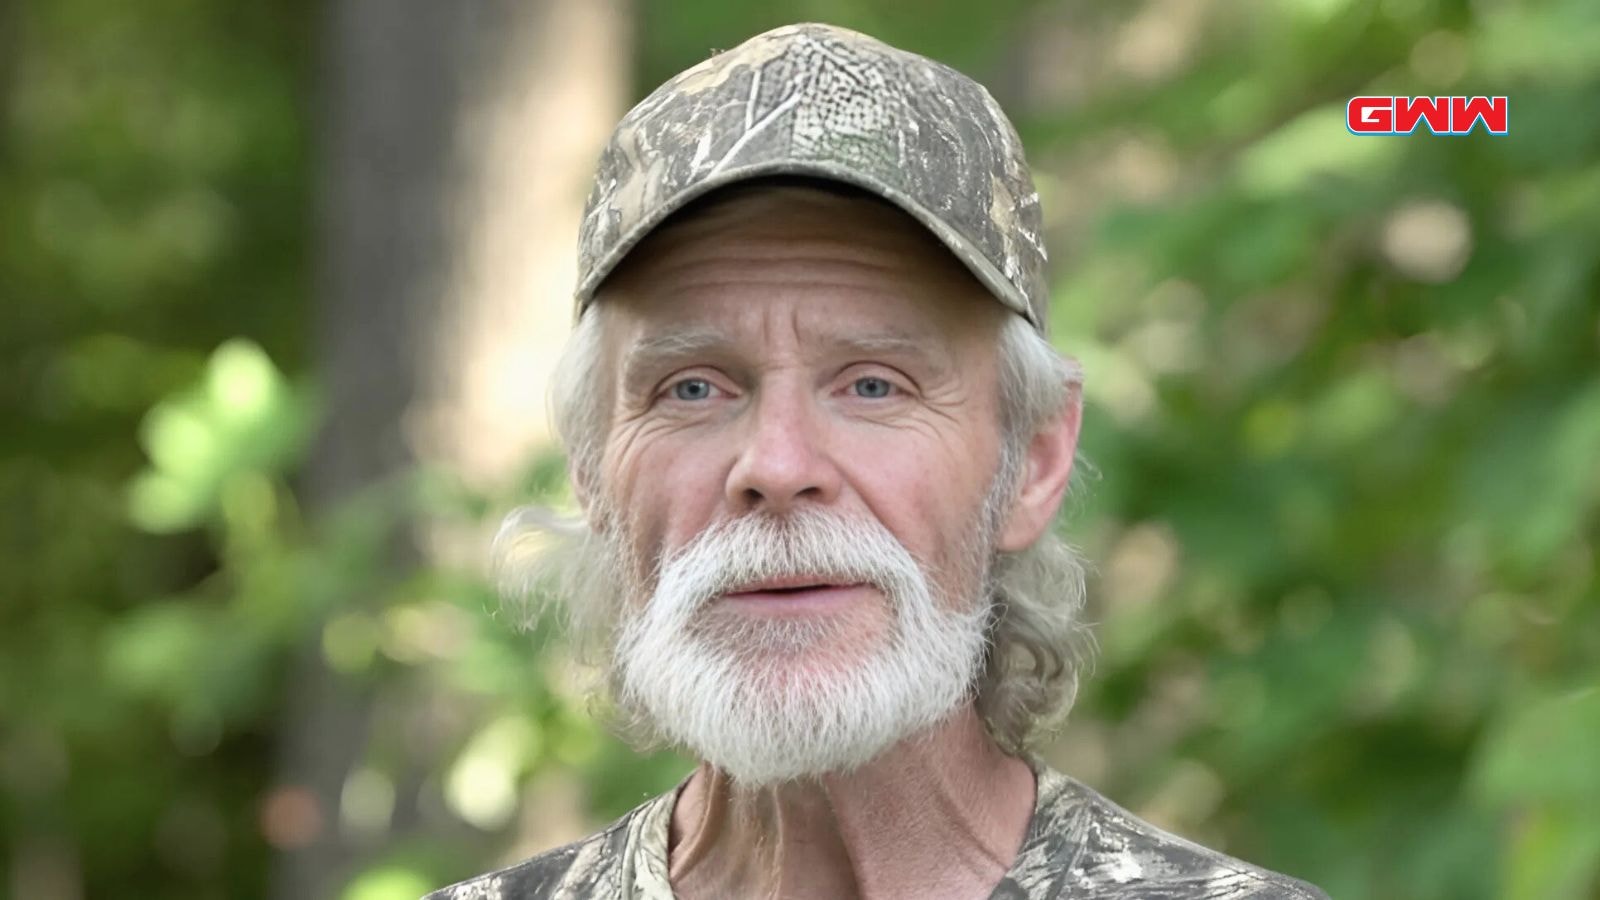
[428,23,1327,900]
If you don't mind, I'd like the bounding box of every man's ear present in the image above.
[996,389,1082,552]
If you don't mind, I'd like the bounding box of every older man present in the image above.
[427,23,1327,900]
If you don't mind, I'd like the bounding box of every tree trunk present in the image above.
[273,2,627,896]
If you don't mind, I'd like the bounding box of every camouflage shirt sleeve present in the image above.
[994,766,1329,899]
[421,787,677,900]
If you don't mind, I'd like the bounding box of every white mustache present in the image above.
[615,502,992,785]
[648,505,928,624]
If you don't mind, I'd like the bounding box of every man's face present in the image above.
[590,186,1016,782]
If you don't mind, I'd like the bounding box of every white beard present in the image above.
[612,505,992,787]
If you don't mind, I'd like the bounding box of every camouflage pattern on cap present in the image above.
[575,22,1049,331]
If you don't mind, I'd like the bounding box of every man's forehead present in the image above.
[618,321,949,358]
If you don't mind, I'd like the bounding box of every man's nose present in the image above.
[724,384,843,514]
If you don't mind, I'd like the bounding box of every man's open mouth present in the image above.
[724,576,853,596]
[715,577,877,613]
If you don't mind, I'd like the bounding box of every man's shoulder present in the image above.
[1005,767,1329,899]
[421,801,647,900]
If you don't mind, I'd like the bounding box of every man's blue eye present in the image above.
[671,379,714,401]
[854,376,893,398]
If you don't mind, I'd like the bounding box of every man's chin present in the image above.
[690,600,892,659]
[686,719,912,787]
[616,587,989,786]
[742,656,894,699]
[683,693,964,788]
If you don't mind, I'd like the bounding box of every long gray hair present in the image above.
[496,308,1092,753]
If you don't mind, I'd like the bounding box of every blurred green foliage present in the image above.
[2,0,1597,898]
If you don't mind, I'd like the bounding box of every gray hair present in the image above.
[499,308,1091,753]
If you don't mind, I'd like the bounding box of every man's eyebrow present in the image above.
[620,328,732,396]
[618,327,955,396]
[829,331,957,379]
[830,332,938,359]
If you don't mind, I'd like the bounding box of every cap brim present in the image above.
[574,159,1039,329]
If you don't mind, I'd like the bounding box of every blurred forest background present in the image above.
[3,0,1597,898]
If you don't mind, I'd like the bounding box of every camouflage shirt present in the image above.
[424,763,1328,899]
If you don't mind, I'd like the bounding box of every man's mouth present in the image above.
[726,575,847,594]
[719,577,872,614]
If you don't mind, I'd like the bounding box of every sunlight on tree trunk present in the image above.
[421,0,628,488]
[273,2,628,897]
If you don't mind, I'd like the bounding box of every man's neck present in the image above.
[666,705,1037,900]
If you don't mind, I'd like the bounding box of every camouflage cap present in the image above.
[575,22,1049,331]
